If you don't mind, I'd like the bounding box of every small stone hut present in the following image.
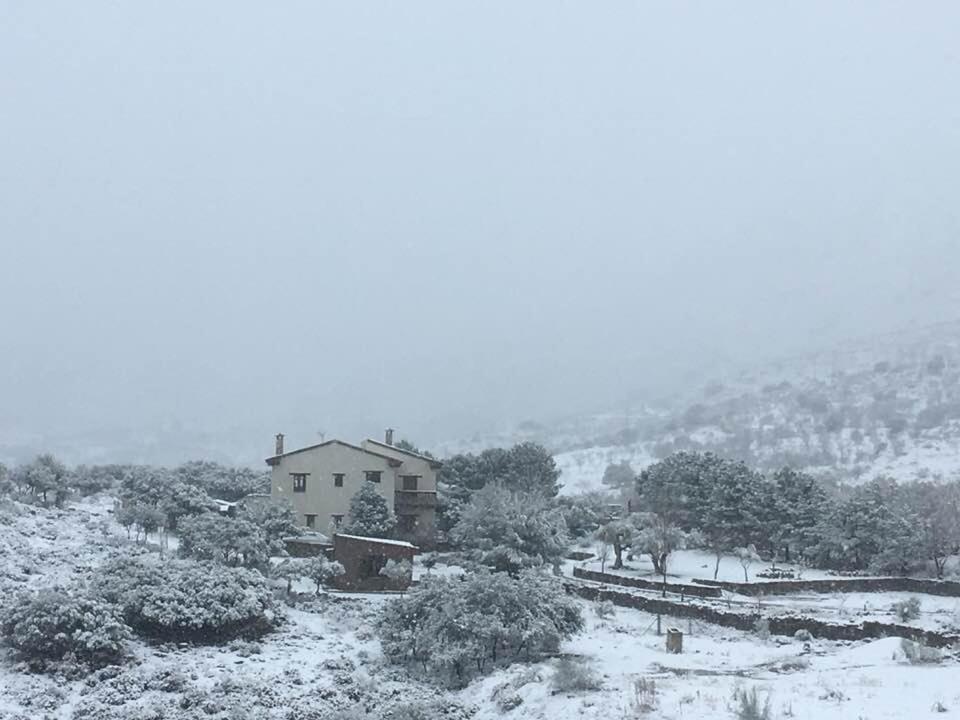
[332,534,417,591]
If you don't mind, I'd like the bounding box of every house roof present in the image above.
[334,533,418,550]
[265,439,403,467]
[283,531,332,545]
[362,438,444,468]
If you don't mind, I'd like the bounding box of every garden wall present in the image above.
[565,581,960,648]
[692,576,960,598]
[573,567,721,598]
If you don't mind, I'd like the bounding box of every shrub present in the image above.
[733,686,772,720]
[0,589,130,666]
[753,618,771,642]
[628,677,657,714]
[893,597,922,622]
[594,600,615,619]
[551,657,602,693]
[378,569,583,684]
[900,639,942,665]
[178,513,269,567]
[793,628,813,642]
[92,554,280,642]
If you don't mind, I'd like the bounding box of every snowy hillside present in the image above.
[4,496,960,720]
[552,321,960,494]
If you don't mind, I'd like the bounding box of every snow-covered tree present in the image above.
[304,556,345,594]
[177,513,269,567]
[343,482,396,538]
[0,462,11,496]
[700,460,769,576]
[632,513,687,592]
[899,481,960,578]
[595,519,635,570]
[379,558,412,592]
[556,492,606,538]
[450,484,569,574]
[238,498,299,554]
[602,461,635,494]
[767,467,829,562]
[272,557,310,594]
[736,544,760,582]
[439,442,562,520]
[18,454,70,507]
[174,460,270,502]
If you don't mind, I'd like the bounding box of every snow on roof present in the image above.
[362,438,444,467]
[265,438,402,466]
[283,532,332,545]
[334,533,418,549]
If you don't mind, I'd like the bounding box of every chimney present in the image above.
[275,433,285,456]
[384,428,394,445]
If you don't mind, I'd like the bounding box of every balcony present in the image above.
[394,491,438,509]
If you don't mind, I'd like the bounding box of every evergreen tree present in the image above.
[601,461,636,494]
[636,451,727,530]
[19,454,70,506]
[343,482,396,538]
[768,467,829,562]
[450,484,569,573]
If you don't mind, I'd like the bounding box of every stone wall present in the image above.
[573,567,721,598]
[566,581,960,648]
[693,576,960,598]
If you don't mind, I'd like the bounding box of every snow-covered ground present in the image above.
[555,445,655,496]
[2,496,959,719]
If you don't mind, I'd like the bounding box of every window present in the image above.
[331,514,344,528]
[401,475,419,491]
[333,473,345,487]
[364,471,382,483]
[305,514,316,529]
[291,473,308,492]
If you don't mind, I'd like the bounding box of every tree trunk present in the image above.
[743,566,749,582]
[713,553,721,580]
[613,541,624,570]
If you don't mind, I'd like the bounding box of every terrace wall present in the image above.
[573,567,721,598]
[565,581,960,648]
[692,577,960,598]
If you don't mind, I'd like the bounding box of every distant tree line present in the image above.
[622,451,960,578]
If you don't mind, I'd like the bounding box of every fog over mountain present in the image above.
[2,2,959,462]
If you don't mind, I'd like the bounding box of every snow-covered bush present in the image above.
[378,569,583,684]
[177,512,269,567]
[551,657,602,693]
[594,600,615,619]
[892,597,922,622]
[92,553,280,642]
[733,686,772,720]
[900,638,942,664]
[379,559,412,589]
[0,588,131,666]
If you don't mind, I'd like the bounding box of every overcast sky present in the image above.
[2,2,959,456]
